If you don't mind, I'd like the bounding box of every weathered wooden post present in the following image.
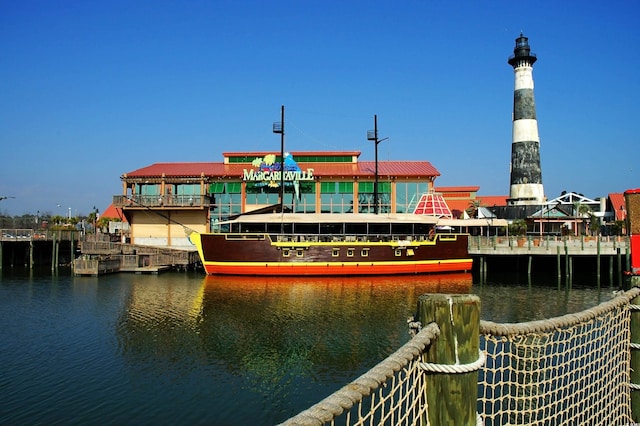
[51,233,58,272]
[417,294,481,426]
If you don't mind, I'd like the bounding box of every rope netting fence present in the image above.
[280,322,439,426]
[479,286,640,425]
[280,287,640,426]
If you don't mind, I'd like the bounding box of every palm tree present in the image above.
[466,200,481,219]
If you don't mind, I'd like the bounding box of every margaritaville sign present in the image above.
[242,153,314,187]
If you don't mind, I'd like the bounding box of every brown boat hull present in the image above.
[190,232,472,276]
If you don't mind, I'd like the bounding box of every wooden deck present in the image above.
[76,241,200,274]
[73,258,121,276]
[468,235,629,256]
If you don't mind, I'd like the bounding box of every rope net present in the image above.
[280,287,640,425]
[478,287,640,425]
[279,323,439,426]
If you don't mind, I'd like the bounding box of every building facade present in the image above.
[114,151,441,247]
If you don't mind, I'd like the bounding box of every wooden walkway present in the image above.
[469,235,631,283]
[468,235,629,256]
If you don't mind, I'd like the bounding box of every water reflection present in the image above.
[0,270,613,425]
[116,273,473,371]
[115,273,472,423]
[199,273,473,372]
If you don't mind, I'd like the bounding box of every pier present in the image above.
[469,235,630,284]
[0,228,199,274]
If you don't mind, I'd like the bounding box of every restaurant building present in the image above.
[113,151,445,247]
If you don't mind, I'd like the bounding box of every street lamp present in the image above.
[273,105,285,213]
[93,206,99,241]
[367,115,388,214]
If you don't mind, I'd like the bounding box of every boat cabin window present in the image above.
[266,223,293,234]
[294,223,318,234]
[345,223,367,235]
[320,223,344,235]
[240,223,268,233]
[332,248,340,257]
[414,224,432,234]
[369,223,391,235]
[361,248,369,257]
[391,224,413,235]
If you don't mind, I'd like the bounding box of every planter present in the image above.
[517,237,526,247]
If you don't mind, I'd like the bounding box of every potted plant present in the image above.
[509,219,528,247]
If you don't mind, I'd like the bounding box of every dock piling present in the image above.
[417,294,480,426]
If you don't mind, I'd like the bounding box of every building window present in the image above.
[320,182,354,213]
[395,182,430,214]
[358,182,391,213]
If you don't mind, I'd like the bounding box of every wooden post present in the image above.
[630,294,640,421]
[556,245,561,278]
[29,241,34,269]
[51,234,58,272]
[417,294,480,426]
[618,248,623,288]
[610,255,614,285]
[597,237,601,283]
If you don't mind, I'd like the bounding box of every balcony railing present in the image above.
[113,195,211,209]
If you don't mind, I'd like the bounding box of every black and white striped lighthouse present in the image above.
[507,33,544,205]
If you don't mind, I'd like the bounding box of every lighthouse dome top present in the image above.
[508,32,537,67]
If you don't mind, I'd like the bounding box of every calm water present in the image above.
[0,268,619,425]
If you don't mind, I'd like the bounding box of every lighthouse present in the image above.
[507,33,544,206]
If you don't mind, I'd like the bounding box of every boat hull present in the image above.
[189,232,472,276]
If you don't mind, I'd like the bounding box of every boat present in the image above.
[188,210,472,276]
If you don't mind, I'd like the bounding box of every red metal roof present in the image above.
[101,203,128,222]
[435,186,481,193]
[445,200,471,218]
[477,195,509,207]
[123,160,440,179]
[609,193,626,220]
[223,150,362,158]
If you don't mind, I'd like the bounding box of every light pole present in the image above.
[93,206,99,241]
[367,115,388,214]
[273,105,285,212]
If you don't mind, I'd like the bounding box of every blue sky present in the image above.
[1,1,638,216]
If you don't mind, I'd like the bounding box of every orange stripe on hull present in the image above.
[203,260,473,276]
